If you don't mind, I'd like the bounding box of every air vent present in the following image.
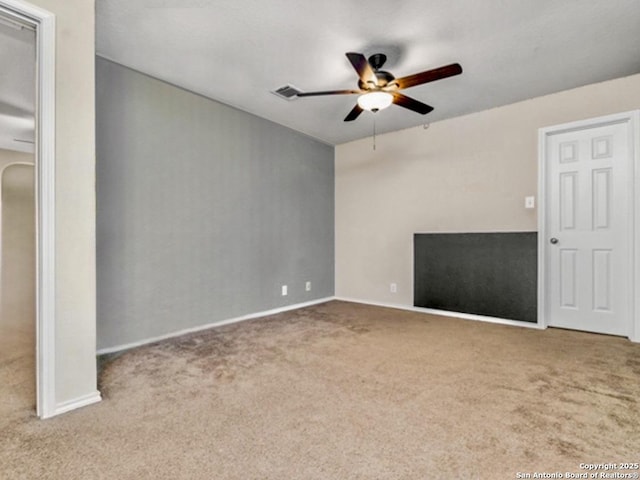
[271,84,301,101]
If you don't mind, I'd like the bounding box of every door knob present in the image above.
[550,237,559,244]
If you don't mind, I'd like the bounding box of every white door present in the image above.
[543,117,632,336]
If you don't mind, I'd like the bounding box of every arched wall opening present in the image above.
[0,160,35,416]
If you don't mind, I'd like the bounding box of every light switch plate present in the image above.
[525,196,535,209]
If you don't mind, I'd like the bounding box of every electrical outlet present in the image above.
[390,283,397,293]
[305,281,311,291]
[281,285,288,296]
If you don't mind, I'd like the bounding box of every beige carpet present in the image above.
[0,286,36,426]
[1,301,639,479]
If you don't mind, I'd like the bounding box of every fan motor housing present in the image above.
[359,70,396,90]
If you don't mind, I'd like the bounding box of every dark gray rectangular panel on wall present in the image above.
[96,57,335,351]
[414,232,537,322]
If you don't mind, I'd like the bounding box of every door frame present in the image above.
[538,110,640,342]
[0,0,56,417]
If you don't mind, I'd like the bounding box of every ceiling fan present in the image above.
[297,52,462,122]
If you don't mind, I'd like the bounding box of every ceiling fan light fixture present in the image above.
[295,52,461,122]
[357,91,393,112]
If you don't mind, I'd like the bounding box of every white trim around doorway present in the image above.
[0,0,56,418]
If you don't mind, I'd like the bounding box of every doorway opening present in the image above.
[0,0,56,418]
[0,10,36,418]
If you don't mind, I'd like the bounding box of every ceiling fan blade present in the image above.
[392,93,434,115]
[345,52,377,87]
[344,104,363,122]
[297,89,361,97]
[394,63,462,90]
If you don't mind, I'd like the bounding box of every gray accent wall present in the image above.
[96,57,334,350]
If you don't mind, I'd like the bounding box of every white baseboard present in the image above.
[97,297,336,355]
[51,391,102,418]
[334,296,544,330]
[98,295,543,357]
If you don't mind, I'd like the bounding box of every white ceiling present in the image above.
[97,0,639,146]
[0,18,35,153]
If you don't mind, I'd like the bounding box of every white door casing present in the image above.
[538,111,640,341]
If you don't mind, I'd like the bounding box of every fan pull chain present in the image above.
[373,114,376,151]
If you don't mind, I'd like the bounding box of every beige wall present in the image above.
[0,151,35,316]
[0,151,35,407]
[26,0,97,408]
[0,151,35,358]
[335,73,640,306]
[1,163,35,341]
